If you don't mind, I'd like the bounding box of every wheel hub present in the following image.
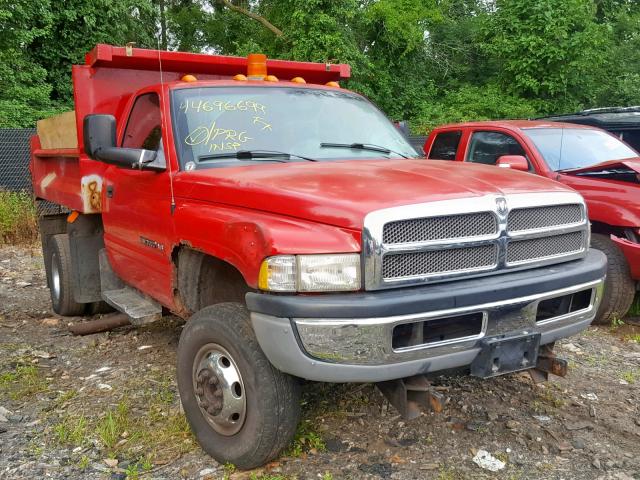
[193,344,246,436]
[195,368,224,416]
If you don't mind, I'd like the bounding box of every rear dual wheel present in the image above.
[177,303,300,469]
[45,234,114,317]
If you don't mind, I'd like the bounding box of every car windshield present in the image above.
[523,127,638,171]
[171,86,418,169]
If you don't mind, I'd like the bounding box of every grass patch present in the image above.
[54,415,89,446]
[0,363,49,400]
[0,190,37,245]
[284,419,326,457]
[620,369,639,384]
[52,377,195,468]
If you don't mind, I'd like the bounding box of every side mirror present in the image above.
[496,155,529,172]
[83,114,116,158]
[83,114,163,171]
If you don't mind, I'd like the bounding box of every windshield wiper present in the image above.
[320,142,410,159]
[198,150,317,163]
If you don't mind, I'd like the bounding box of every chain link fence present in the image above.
[0,129,35,192]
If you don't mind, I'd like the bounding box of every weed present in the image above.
[0,363,49,399]
[124,457,153,480]
[77,455,90,470]
[620,369,639,384]
[610,316,625,331]
[96,401,131,450]
[223,462,236,479]
[624,333,640,343]
[284,419,326,457]
[437,466,458,480]
[0,190,37,245]
[124,463,140,480]
[536,388,564,408]
[54,415,88,447]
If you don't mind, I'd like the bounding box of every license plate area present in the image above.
[470,333,540,378]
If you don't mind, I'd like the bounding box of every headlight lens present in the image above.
[258,254,361,292]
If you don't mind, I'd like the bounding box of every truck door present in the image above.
[464,131,532,169]
[101,92,176,306]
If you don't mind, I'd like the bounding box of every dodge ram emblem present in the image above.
[496,197,508,215]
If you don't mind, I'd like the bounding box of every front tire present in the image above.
[47,234,85,316]
[177,303,300,469]
[591,233,635,325]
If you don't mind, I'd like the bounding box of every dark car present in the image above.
[541,107,640,152]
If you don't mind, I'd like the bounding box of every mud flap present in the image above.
[470,333,540,378]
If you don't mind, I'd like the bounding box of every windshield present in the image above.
[171,86,418,169]
[523,127,638,171]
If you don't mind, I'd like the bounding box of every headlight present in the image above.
[258,254,361,292]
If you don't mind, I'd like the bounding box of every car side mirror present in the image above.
[84,114,116,158]
[496,155,529,172]
[83,114,163,171]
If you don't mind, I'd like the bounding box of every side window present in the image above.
[466,131,527,165]
[122,93,162,150]
[428,130,462,160]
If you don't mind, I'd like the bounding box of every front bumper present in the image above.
[247,250,607,383]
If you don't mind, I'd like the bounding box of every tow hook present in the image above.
[528,343,568,384]
[376,375,445,420]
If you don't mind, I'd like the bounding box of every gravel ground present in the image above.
[1,245,639,480]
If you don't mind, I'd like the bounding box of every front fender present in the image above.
[611,234,640,280]
[173,199,361,288]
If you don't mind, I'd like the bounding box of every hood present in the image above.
[561,157,640,177]
[173,159,573,230]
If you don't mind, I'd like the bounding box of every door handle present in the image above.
[106,185,114,198]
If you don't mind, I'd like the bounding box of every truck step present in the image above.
[102,287,162,326]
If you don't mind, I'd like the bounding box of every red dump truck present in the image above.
[31,45,606,468]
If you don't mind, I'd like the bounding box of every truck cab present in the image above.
[31,45,606,469]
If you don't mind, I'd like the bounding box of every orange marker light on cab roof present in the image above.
[325,81,340,88]
[247,53,267,79]
[291,77,306,84]
[181,74,197,82]
[265,75,279,82]
[233,74,248,81]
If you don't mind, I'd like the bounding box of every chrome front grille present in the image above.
[383,244,498,279]
[383,212,497,244]
[363,192,589,290]
[508,204,583,233]
[507,231,585,265]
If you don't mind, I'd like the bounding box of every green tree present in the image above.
[0,1,61,127]
[485,0,610,113]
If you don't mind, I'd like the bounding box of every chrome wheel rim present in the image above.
[192,343,246,436]
[51,252,61,301]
